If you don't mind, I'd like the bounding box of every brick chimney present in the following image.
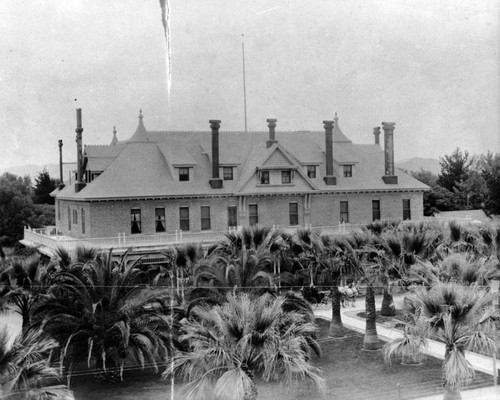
[74,108,86,192]
[209,119,223,189]
[382,122,398,184]
[373,127,381,145]
[323,120,336,185]
[58,140,65,189]
[266,118,278,148]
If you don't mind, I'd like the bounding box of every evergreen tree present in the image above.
[437,148,473,193]
[33,168,57,205]
[479,152,500,214]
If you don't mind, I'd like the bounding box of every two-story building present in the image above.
[23,109,428,257]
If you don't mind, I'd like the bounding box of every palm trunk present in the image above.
[442,347,462,400]
[380,287,396,316]
[363,285,381,350]
[243,367,258,400]
[329,284,345,337]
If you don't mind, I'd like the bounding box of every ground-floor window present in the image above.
[180,207,190,231]
[372,200,381,221]
[201,206,211,230]
[68,207,71,231]
[81,208,85,235]
[340,201,349,223]
[249,204,258,226]
[155,208,166,232]
[72,209,78,225]
[131,208,142,234]
[228,206,238,228]
[403,199,411,220]
[289,202,299,226]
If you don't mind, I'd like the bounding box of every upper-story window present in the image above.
[343,165,353,178]
[307,165,316,179]
[179,168,190,181]
[223,167,233,180]
[281,170,291,184]
[260,170,270,184]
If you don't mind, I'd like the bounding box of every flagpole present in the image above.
[242,34,248,133]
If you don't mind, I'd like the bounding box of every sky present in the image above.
[1,0,498,171]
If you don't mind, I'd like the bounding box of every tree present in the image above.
[35,253,176,382]
[437,148,473,194]
[456,170,489,210]
[384,283,500,400]
[33,168,58,205]
[164,292,324,400]
[0,328,74,400]
[0,173,54,248]
[411,168,438,187]
[479,152,500,214]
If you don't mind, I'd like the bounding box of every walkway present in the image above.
[314,295,500,399]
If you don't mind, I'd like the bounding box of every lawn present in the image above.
[70,317,492,400]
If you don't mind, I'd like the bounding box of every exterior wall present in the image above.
[57,191,425,238]
[56,200,91,239]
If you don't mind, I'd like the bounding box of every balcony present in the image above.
[21,223,365,258]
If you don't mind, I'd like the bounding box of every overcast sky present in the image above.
[1,0,498,171]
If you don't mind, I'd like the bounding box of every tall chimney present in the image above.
[58,140,65,189]
[75,108,86,192]
[209,119,223,189]
[373,127,381,145]
[382,122,398,184]
[323,120,336,185]
[266,118,278,148]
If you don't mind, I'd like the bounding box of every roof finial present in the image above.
[334,112,338,123]
[139,109,143,120]
[113,126,117,134]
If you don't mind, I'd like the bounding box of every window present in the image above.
[307,165,316,179]
[179,207,190,231]
[57,201,60,220]
[131,208,142,234]
[201,206,211,230]
[403,199,411,220]
[340,201,349,223]
[343,165,353,177]
[179,168,190,181]
[289,202,299,226]
[223,167,233,180]
[281,170,291,184]
[68,207,71,231]
[81,208,85,235]
[228,206,238,228]
[249,204,258,226]
[72,209,78,225]
[155,208,166,232]
[372,200,381,221]
[260,170,270,184]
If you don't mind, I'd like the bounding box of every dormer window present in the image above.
[281,170,291,184]
[343,165,353,178]
[223,167,233,180]
[260,170,270,184]
[307,165,316,179]
[179,167,190,181]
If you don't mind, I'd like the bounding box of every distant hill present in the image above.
[396,157,441,175]
[2,163,77,181]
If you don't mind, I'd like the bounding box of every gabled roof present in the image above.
[54,113,429,201]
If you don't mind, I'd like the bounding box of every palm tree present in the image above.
[386,282,500,400]
[164,292,324,400]
[34,252,177,382]
[0,327,74,400]
[0,255,54,331]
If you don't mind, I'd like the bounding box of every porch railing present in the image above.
[23,222,365,254]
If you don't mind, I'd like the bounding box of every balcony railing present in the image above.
[23,222,365,255]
